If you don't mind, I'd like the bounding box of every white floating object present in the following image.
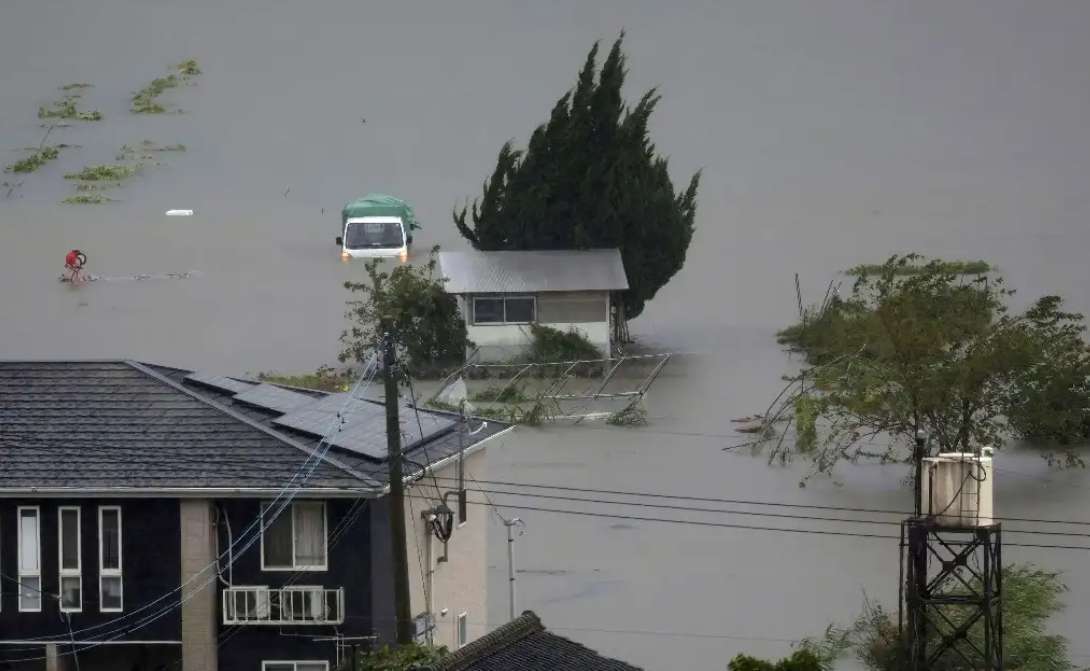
[166,209,194,216]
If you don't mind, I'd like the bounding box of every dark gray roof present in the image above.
[439,249,629,294]
[437,611,642,671]
[0,361,508,495]
[155,364,509,490]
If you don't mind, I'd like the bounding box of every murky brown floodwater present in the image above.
[3,1,1090,668]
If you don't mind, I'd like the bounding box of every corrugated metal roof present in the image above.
[439,249,628,294]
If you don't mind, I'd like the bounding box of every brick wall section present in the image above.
[180,500,218,671]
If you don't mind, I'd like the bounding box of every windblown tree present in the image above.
[454,34,700,330]
[797,565,1076,671]
[754,255,1090,474]
[339,247,468,372]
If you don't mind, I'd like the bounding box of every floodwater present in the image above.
[3,1,1090,668]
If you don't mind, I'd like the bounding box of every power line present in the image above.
[426,475,1090,528]
[402,493,1090,552]
[458,486,1090,540]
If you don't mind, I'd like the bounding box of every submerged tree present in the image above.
[454,34,700,330]
[754,255,1090,474]
[339,247,468,371]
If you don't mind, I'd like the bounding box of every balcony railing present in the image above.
[222,586,344,625]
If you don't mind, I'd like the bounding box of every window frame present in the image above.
[58,506,82,613]
[261,662,330,671]
[472,295,537,325]
[260,502,328,572]
[98,506,123,613]
[17,506,42,613]
[225,585,270,622]
[279,584,326,622]
[457,611,469,648]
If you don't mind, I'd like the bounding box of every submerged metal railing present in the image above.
[222,586,344,625]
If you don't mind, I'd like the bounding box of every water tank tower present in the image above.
[919,448,994,527]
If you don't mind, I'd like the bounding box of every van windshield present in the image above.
[344,221,404,249]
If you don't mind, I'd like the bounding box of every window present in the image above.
[413,612,436,643]
[472,296,536,325]
[99,506,123,612]
[262,662,329,671]
[504,297,535,323]
[457,611,468,648]
[18,507,41,612]
[59,507,82,612]
[261,502,327,571]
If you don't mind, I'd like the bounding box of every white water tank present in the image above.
[920,448,994,527]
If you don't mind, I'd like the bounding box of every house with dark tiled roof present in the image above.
[0,360,512,671]
[436,611,642,671]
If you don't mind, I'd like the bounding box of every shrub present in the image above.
[527,324,601,363]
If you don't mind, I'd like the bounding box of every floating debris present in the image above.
[59,270,201,283]
[165,209,193,216]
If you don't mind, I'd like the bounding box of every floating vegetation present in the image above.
[4,146,61,174]
[38,87,102,122]
[131,59,201,114]
[845,260,991,276]
[62,193,112,205]
[64,164,140,182]
[116,140,186,161]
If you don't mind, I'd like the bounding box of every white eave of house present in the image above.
[438,248,629,294]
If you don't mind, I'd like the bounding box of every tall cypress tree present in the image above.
[454,34,700,323]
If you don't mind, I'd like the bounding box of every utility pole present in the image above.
[913,430,927,517]
[502,517,524,622]
[384,334,414,645]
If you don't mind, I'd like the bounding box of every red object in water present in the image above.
[65,249,86,269]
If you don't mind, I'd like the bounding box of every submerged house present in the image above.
[438,249,629,362]
[0,360,511,671]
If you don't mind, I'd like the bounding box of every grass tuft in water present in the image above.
[607,401,648,426]
[4,146,61,174]
[176,59,201,76]
[62,193,112,205]
[38,91,102,121]
[64,164,140,182]
[60,83,93,91]
[116,141,187,161]
[131,60,201,114]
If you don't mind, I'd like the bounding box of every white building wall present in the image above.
[458,291,612,362]
[403,447,490,650]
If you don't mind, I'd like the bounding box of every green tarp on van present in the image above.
[341,193,421,230]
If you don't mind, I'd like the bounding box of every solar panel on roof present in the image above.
[233,384,314,413]
[272,392,456,461]
[273,408,343,436]
[184,372,256,394]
